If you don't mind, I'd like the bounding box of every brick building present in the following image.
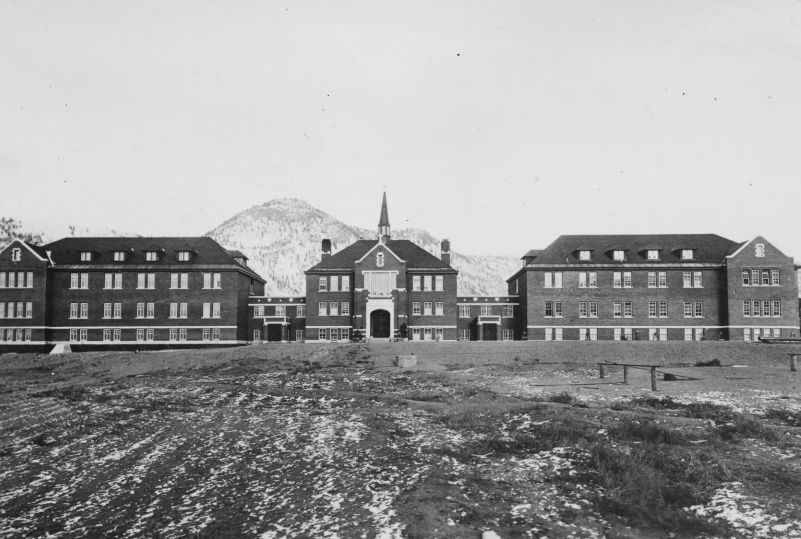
[507,235,799,341]
[248,296,306,343]
[304,194,458,342]
[456,295,518,341]
[0,237,265,348]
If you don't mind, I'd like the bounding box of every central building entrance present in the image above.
[482,324,497,341]
[266,324,283,342]
[370,310,391,338]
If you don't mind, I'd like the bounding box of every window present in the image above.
[8,272,15,288]
[761,271,769,286]
[579,250,591,260]
[340,328,350,341]
[79,303,88,319]
[176,273,189,289]
[275,305,286,316]
[589,272,597,288]
[212,303,220,318]
[772,301,781,317]
[503,329,514,341]
[435,275,443,291]
[681,249,694,260]
[613,272,622,288]
[170,303,178,318]
[478,305,490,316]
[694,301,704,318]
[623,302,632,318]
[105,274,113,289]
[544,272,562,288]
[413,302,421,315]
[145,252,158,261]
[613,250,625,261]
[203,273,211,289]
[11,248,21,262]
[648,301,657,318]
[330,302,338,316]
[104,303,112,319]
[178,251,190,262]
[755,244,765,257]
[683,272,692,288]
[412,276,421,291]
[773,328,781,338]
[648,272,657,288]
[623,272,632,288]
[743,328,751,342]
[580,302,588,318]
[647,250,659,260]
[743,300,751,317]
[80,273,88,289]
[503,305,514,317]
[296,330,305,341]
[171,273,179,289]
[202,329,210,341]
[613,302,622,318]
[15,302,22,318]
[137,303,145,318]
[297,305,306,317]
[544,328,553,341]
[179,329,187,341]
[319,328,329,341]
[588,302,597,318]
[80,329,87,342]
[170,329,177,341]
[579,272,598,288]
[330,276,339,292]
[545,301,562,317]
[113,329,120,341]
[683,302,693,318]
[742,270,750,286]
[70,329,78,342]
[341,302,350,315]
[146,303,154,318]
[180,303,187,318]
[459,329,470,341]
[342,276,350,291]
[138,273,145,289]
[114,251,125,261]
[763,301,770,318]
[424,276,432,291]
[752,300,761,316]
[424,302,433,315]
[771,270,779,286]
[113,303,121,319]
[658,272,667,288]
[424,328,433,341]
[412,328,421,341]
[752,269,759,285]
[319,302,327,316]
[147,274,155,289]
[659,302,668,318]
[0,273,4,288]
[146,329,154,341]
[69,303,78,319]
[254,305,264,317]
[459,305,470,317]
[435,302,444,316]
[376,252,384,267]
[555,328,563,340]
[80,251,92,262]
[213,273,221,289]
[136,329,145,342]
[694,272,703,288]
[319,276,327,291]
[23,302,31,318]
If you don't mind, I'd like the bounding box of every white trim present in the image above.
[725,237,755,259]
[526,324,798,330]
[37,340,247,345]
[248,303,305,307]
[407,325,457,329]
[457,303,519,306]
[355,242,405,264]
[305,325,353,329]
[0,239,48,262]
[31,325,238,330]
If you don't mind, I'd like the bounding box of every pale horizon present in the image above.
[2,0,800,259]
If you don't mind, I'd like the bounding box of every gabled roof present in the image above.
[529,234,740,265]
[522,249,543,260]
[175,243,198,253]
[307,239,455,272]
[42,237,265,281]
[0,239,49,262]
[226,249,248,260]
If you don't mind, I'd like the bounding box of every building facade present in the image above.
[507,235,799,341]
[456,296,518,341]
[303,194,459,342]
[0,237,265,347]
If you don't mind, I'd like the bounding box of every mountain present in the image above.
[205,198,522,296]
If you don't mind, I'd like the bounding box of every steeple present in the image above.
[378,192,391,244]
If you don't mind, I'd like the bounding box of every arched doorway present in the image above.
[370,310,391,338]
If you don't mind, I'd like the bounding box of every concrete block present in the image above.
[396,355,417,368]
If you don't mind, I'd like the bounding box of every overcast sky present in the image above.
[1,0,800,257]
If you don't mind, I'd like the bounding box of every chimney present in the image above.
[441,239,451,266]
[321,239,331,261]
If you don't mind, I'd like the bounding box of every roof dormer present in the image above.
[143,244,165,262]
[605,244,629,261]
[175,244,198,262]
[79,244,100,262]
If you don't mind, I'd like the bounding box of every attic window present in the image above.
[145,252,158,262]
[755,244,765,257]
[647,250,659,260]
[612,250,625,261]
[80,252,92,262]
[113,252,126,262]
[681,249,694,260]
[579,250,591,260]
[178,251,191,262]
[377,252,384,267]
[11,248,21,262]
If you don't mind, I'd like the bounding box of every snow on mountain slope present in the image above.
[206,198,522,296]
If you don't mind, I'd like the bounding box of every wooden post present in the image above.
[599,364,605,379]
[623,365,629,385]
[791,355,798,372]
[650,366,657,391]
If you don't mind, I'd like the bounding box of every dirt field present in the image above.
[1,342,800,538]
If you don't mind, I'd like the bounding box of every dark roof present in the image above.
[226,249,248,260]
[175,243,198,253]
[521,249,543,260]
[27,243,50,260]
[530,234,740,265]
[43,237,264,280]
[378,193,390,227]
[307,239,455,271]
